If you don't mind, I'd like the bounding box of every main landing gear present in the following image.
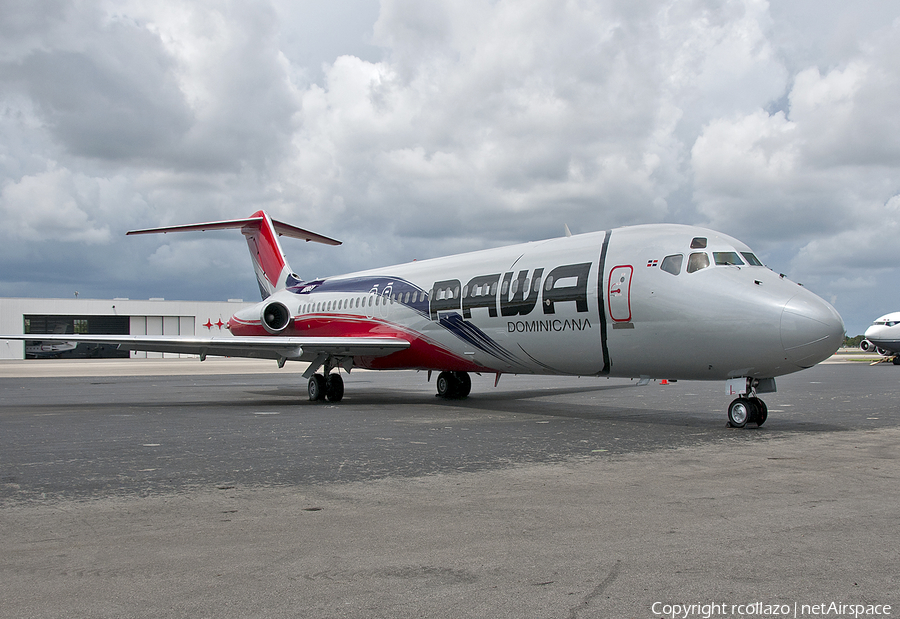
[305,353,351,403]
[725,377,773,428]
[435,371,471,399]
[308,372,344,402]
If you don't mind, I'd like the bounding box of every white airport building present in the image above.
[0,297,251,360]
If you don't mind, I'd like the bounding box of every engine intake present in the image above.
[860,339,876,352]
[261,301,292,334]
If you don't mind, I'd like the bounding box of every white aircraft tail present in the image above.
[127,210,341,299]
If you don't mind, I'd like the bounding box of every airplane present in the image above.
[859,312,900,364]
[23,323,77,358]
[25,341,77,358]
[0,210,845,428]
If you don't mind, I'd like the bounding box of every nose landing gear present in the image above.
[726,377,773,428]
[727,396,767,428]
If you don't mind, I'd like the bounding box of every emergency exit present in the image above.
[607,265,633,322]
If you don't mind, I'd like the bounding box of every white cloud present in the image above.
[0,167,114,243]
[792,194,900,275]
[689,14,900,333]
[0,0,899,334]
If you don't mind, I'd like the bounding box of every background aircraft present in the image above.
[1,210,844,428]
[860,312,900,364]
[24,341,77,358]
[22,323,76,358]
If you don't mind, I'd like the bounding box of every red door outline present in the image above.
[607,265,633,322]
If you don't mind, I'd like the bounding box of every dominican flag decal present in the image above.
[646,259,658,267]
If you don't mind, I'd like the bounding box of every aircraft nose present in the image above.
[781,292,845,368]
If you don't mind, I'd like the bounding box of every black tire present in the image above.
[308,374,326,401]
[893,356,900,366]
[452,371,471,398]
[325,374,344,402]
[727,397,755,428]
[436,371,457,398]
[751,397,768,426]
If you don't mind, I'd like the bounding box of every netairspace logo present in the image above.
[651,601,893,619]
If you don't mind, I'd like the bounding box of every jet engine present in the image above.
[261,301,292,334]
[860,339,876,352]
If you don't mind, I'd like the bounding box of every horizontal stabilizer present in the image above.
[127,210,340,300]
[127,216,341,246]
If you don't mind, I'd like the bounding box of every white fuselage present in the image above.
[230,224,844,381]
[862,312,900,355]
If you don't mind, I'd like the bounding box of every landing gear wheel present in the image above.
[308,374,326,401]
[452,371,471,398]
[727,397,756,428]
[436,371,471,399]
[893,356,900,366]
[750,397,768,427]
[325,374,344,402]
[436,371,457,398]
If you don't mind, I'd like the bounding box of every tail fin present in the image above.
[127,210,341,299]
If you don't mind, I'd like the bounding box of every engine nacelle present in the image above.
[860,339,876,352]
[261,301,292,334]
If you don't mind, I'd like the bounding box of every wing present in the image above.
[0,334,409,364]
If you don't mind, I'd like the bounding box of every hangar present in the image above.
[0,297,249,360]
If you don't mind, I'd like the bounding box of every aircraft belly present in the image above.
[604,322,787,380]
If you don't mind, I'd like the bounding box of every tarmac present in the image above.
[1,352,897,618]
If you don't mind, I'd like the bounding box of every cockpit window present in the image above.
[740,252,763,266]
[687,252,710,273]
[660,254,683,276]
[713,251,744,266]
[690,237,707,249]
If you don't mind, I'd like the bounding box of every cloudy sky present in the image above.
[1,0,898,335]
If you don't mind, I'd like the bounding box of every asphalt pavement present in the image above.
[1,356,898,618]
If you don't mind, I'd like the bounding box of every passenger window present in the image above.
[687,252,710,273]
[660,254,683,276]
[741,252,763,266]
[713,252,744,266]
[690,237,707,249]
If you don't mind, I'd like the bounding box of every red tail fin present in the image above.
[127,210,341,300]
